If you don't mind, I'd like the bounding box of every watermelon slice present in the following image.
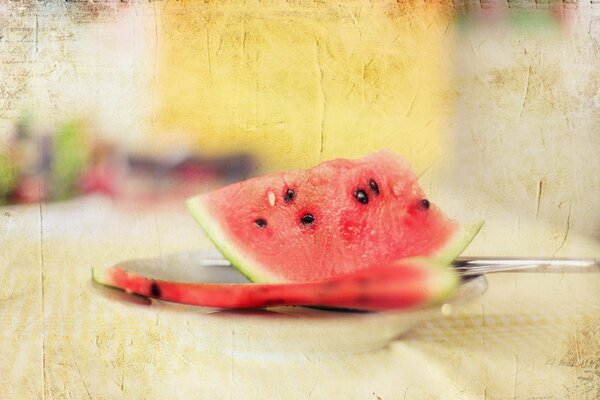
[92,258,458,311]
[186,151,481,283]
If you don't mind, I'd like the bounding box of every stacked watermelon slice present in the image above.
[93,151,481,311]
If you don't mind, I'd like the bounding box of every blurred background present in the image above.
[2,3,600,399]
[0,0,598,239]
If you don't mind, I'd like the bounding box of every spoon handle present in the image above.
[453,257,600,276]
[196,251,600,276]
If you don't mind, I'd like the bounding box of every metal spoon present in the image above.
[452,257,600,276]
[195,251,600,277]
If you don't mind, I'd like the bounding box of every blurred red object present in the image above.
[12,176,47,203]
[1,118,257,206]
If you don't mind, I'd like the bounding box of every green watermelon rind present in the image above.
[92,265,111,287]
[397,257,461,306]
[431,221,484,265]
[186,195,483,287]
[186,194,281,283]
[398,222,483,305]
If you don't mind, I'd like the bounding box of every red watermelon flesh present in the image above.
[92,258,458,311]
[187,151,479,283]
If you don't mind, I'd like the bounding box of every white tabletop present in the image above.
[1,195,598,399]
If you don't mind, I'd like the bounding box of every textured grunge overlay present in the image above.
[0,1,155,146]
[1,1,600,399]
[560,323,600,399]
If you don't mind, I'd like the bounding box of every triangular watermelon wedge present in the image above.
[186,151,481,283]
[92,258,458,311]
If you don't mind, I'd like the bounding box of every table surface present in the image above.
[1,195,599,400]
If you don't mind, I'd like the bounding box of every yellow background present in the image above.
[155,1,452,171]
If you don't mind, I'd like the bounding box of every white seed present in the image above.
[268,191,275,206]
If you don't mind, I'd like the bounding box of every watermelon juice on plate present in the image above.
[93,151,482,311]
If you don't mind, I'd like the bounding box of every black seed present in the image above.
[354,189,368,205]
[150,282,161,297]
[369,179,379,195]
[300,213,315,226]
[284,188,296,203]
[420,199,430,209]
[264,298,287,307]
[255,218,267,228]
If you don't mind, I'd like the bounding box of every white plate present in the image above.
[94,250,488,355]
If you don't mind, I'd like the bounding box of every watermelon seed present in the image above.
[255,218,268,228]
[150,282,161,297]
[354,189,368,204]
[284,189,296,203]
[300,213,315,226]
[369,179,379,195]
[420,199,430,209]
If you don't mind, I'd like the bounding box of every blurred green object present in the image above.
[0,154,18,204]
[51,123,90,200]
[454,8,560,35]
